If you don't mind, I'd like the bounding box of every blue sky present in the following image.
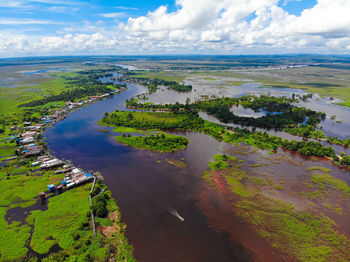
[0,0,349,57]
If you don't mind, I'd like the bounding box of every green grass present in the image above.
[249,163,263,167]
[0,207,31,261]
[0,143,16,157]
[113,126,144,134]
[311,173,350,195]
[0,73,73,115]
[208,154,237,170]
[249,177,267,186]
[307,166,331,173]
[30,184,91,254]
[274,184,284,190]
[0,171,62,207]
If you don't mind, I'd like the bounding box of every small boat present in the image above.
[168,208,184,221]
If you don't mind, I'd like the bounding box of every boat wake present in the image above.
[168,207,185,221]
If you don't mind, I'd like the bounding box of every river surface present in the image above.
[44,75,350,262]
[45,81,289,261]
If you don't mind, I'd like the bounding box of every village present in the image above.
[6,92,116,201]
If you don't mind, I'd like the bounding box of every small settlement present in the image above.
[8,93,114,200]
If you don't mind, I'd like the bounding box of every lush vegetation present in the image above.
[327,136,350,147]
[101,110,205,131]
[116,133,189,152]
[100,110,349,166]
[226,128,335,157]
[204,154,350,262]
[126,95,326,130]
[341,155,350,166]
[285,124,326,139]
[101,110,225,140]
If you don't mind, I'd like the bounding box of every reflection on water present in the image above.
[230,105,266,118]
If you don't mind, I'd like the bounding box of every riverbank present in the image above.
[0,69,134,261]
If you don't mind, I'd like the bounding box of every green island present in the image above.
[125,73,192,93]
[115,133,189,152]
[126,95,326,130]
[121,101,350,167]
[203,154,350,262]
[0,67,134,261]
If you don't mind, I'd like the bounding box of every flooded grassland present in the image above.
[1,60,350,262]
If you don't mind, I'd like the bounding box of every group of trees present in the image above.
[126,95,326,130]
[341,155,350,166]
[91,192,109,218]
[102,110,205,131]
[91,180,109,218]
[285,124,326,139]
[327,136,350,147]
[127,77,192,93]
[226,129,336,158]
[116,133,189,152]
[101,109,347,165]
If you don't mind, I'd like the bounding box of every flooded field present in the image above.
[145,74,350,139]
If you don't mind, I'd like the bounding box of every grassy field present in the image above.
[0,207,31,261]
[0,72,75,116]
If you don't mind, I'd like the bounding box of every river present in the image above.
[45,81,288,261]
[44,77,350,261]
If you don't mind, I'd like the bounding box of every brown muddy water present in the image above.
[44,79,350,261]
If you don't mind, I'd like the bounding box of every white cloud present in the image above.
[99,12,127,18]
[114,6,138,10]
[0,0,82,8]
[47,6,79,13]
[0,18,62,25]
[1,0,350,56]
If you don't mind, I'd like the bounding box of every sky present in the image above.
[0,0,350,57]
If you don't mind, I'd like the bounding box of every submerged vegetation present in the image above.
[204,154,350,262]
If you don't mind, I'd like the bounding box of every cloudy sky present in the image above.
[0,0,350,57]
